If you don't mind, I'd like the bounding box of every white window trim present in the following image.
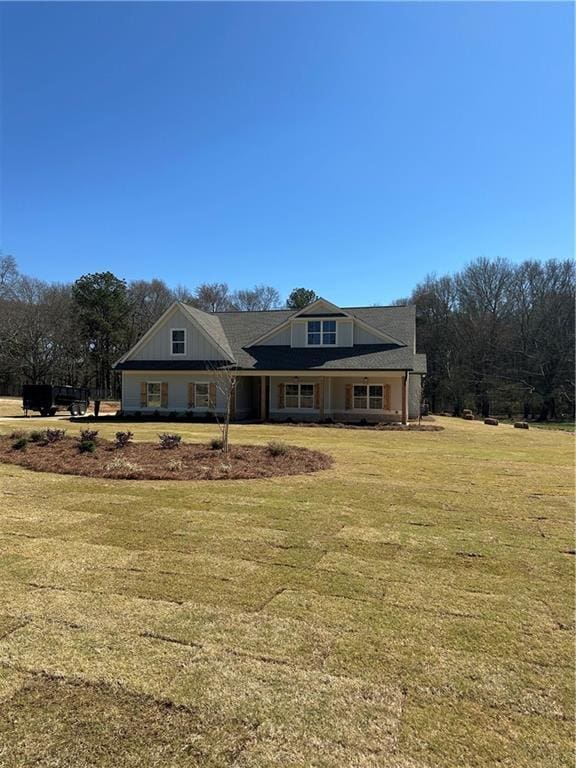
[352,383,386,411]
[170,328,187,356]
[193,380,211,409]
[305,319,337,347]
[284,382,316,410]
[146,381,162,409]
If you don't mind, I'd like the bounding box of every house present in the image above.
[114,298,427,423]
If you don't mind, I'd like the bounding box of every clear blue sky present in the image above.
[0,1,573,305]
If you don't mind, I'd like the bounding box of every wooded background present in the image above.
[0,255,573,420]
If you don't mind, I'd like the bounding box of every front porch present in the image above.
[120,370,419,423]
[252,372,411,424]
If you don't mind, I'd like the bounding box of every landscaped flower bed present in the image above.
[0,433,332,481]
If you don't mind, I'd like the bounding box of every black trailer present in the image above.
[22,385,91,417]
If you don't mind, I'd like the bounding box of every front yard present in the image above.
[0,416,573,766]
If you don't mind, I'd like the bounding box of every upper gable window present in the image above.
[171,329,186,355]
[307,320,336,346]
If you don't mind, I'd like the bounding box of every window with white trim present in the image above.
[195,382,210,408]
[147,382,162,408]
[171,329,186,355]
[353,384,383,410]
[285,383,315,409]
[307,320,336,345]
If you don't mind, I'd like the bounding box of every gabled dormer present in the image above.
[291,298,354,347]
[250,298,405,349]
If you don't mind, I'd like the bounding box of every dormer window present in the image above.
[171,329,186,355]
[307,320,336,346]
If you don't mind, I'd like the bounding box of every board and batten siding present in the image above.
[290,319,353,348]
[129,306,227,361]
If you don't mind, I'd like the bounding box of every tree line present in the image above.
[399,257,574,420]
[0,256,317,396]
[0,254,573,420]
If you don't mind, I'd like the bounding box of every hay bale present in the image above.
[514,421,529,429]
[463,413,474,421]
[462,409,473,416]
[484,418,499,426]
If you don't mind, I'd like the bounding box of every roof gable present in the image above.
[116,302,235,365]
[294,298,353,317]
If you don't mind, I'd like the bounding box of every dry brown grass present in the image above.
[0,396,120,418]
[0,416,573,766]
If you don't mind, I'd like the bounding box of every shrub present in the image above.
[29,430,47,444]
[267,441,290,457]
[209,437,223,451]
[159,433,181,449]
[167,457,184,472]
[105,457,142,476]
[115,430,134,448]
[79,440,96,454]
[10,429,27,440]
[79,429,99,443]
[12,436,28,451]
[46,428,66,443]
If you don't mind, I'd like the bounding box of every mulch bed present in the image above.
[0,436,332,481]
[276,421,444,432]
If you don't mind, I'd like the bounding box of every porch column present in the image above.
[260,375,267,421]
[319,377,325,420]
[401,372,408,425]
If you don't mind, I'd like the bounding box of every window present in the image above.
[285,383,315,409]
[353,384,383,410]
[147,382,162,408]
[171,329,186,355]
[195,382,210,408]
[307,320,336,345]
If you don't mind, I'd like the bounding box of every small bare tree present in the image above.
[208,363,238,454]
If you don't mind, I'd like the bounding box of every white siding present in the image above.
[122,373,228,412]
[337,320,353,347]
[330,375,404,421]
[291,322,306,347]
[290,318,353,348]
[129,306,226,362]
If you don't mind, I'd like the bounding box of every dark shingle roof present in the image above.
[115,303,426,373]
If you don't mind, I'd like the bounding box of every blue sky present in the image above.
[0,1,573,305]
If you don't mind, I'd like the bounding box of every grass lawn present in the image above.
[0,416,573,767]
[0,397,23,418]
[531,422,575,433]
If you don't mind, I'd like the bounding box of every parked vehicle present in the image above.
[22,385,91,417]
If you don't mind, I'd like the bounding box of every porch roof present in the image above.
[116,347,427,374]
